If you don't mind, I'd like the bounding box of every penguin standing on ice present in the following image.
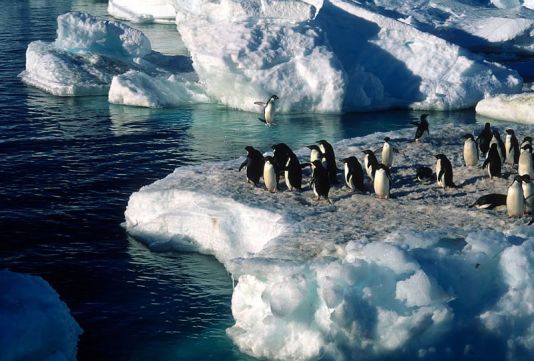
[284,152,303,191]
[476,122,493,157]
[519,144,534,178]
[435,154,456,189]
[239,146,264,186]
[507,176,524,217]
[263,156,278,193]
[254,95,279,126]
[374,164,391,199]
[381,137,394,168]
[522,175,533,214]
[272,143,293,187]
[505,129,520,165]
[463,134,478,167]
[489,129,506,163]
[363,149,379,181]
[342,156,365,192]
[317,140,338,185]
[310,160,332,203]
[411,114,429,142]
[482,143,502,179]
[469,194,507,209]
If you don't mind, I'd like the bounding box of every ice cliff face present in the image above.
[22,1,527,112]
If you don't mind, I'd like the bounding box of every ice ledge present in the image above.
[476,92,534,124]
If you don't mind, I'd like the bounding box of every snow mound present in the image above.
[108,0,177,24]
[125,124,534,360]
[0,270,82,361]
[476,92,534,124]
[175,0,521,112]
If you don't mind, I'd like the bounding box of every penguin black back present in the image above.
[342,156,365,192]
[317,140,338,185]
[285,152,303,191]
[411,114,429,141]
[363,149,379,179]
[239,146,264,185]
[482,143,502,179]
[272,143,293,182]
[477,122,492,156]
[435,154,455,188]
[310,160,331,202]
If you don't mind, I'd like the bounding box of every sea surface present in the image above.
[0,1,486,360]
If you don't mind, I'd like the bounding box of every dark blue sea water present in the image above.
[0,1,481,360]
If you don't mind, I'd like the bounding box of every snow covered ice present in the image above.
[125,124,534,360]
[476,92,534,124]
[0,270,82,361]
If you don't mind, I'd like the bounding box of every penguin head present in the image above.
[311,160,323,169]
[484,122,491,130]
[522,144,533,153]
[245,145,255,153]
[463,133,474,141]
[434,154,447,160]
[307,145,321,152]
[513,175,523,185]
[269,95,279,102]
[264,156,274,164]
[342,156,356,165]
[490,143,498,150]
[363,149,373,155]
[522,174,532,183]
[420,114,429,125]
[384,136,391,143]
[492,129,501,140]
[523,136,532,143]
[505,128,515,136]
[317,140,328,146]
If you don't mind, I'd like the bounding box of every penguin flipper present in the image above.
[410,121,420,126]
[238,160,247,172]
[254,102,266,106]
[438,170,444,183]
[258,118,267,124]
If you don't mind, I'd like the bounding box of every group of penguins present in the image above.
[238,114,534,223]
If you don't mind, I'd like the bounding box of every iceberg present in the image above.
[0,270,82,361]
[125,124,534,360]
[476,92,534,124]
[108,0,177,24]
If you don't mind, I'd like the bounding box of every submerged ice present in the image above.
[0,270,82,361]
[125,124,534,360]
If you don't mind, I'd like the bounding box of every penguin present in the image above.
[435,154,456,189]
[239,146,264,186]
[519,144,534,178]
[463,134,478,167]
[263,156,278,193]
[411,114,429,142]
[310,160,332,203]
[363,149,379,181]
[469,194,507,209]
[381,137,394,168]
[416,166,433,183]
[482,143,502,179]
[284,152,303,191]
[317,140,338,185]
[476,122,493,157]
[507,175,524,217]
[489,129,505,163]
[342,156,365,192]
[272,143,293,186]
[254,95,279,126]
[307,145,324,164]
[504,129,520,165]
[521,136,532,149]
[374,164,391,199]
[522,175,533,214]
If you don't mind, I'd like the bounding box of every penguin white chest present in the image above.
[264,102,274,124]
[364,155,374,180]
[374,169,389,199]
[310,149,320,163]
[284,158,292,190]
[505,135,513,164]
[507,182,524,217]
[344,163,353,189]
[382,143,393,167]
[523,182,533,214]
[463,140,478,166]
[263,163,277,192]
[519,151,534,177]
[435,159,443,187]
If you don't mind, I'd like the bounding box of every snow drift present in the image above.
[0,270,82,361]
[125,124,534,360]
[476,92,534,124]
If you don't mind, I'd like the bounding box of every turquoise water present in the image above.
[0,1,495,360]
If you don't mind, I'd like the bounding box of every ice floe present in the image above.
[125,123,534,360]
[476,92,534,124]
[0,270,82,361]
[108,0,177,24]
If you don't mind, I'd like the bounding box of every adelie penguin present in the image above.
[310,160,332,204]
[463,134,478,167]
[476,122,492,157]
[284,152,303,191]
[519,144,534,178]
[342,156,365,192]
[363,149,379,181]
[263,156,278,193]
[482,143,502,179]
[521,175,533,214]
[374,164,391,199]
[416,166,433,183]
[381,137,394,168]
[521,136,532,149]
[254,95,279,127]
[507,175,524,217]
[239,146,264,186]
[489,129,505,163]
[272,143,293,187]
[317,140,338,185]
[504,129,520,165]
[411,114,429,142]
[469,194,507,210]
[435,154,456,189]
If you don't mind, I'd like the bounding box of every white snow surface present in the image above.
[476,92,534,124]
[108,0,177,24]
[0,270,82,361]
[126,124,534,360]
